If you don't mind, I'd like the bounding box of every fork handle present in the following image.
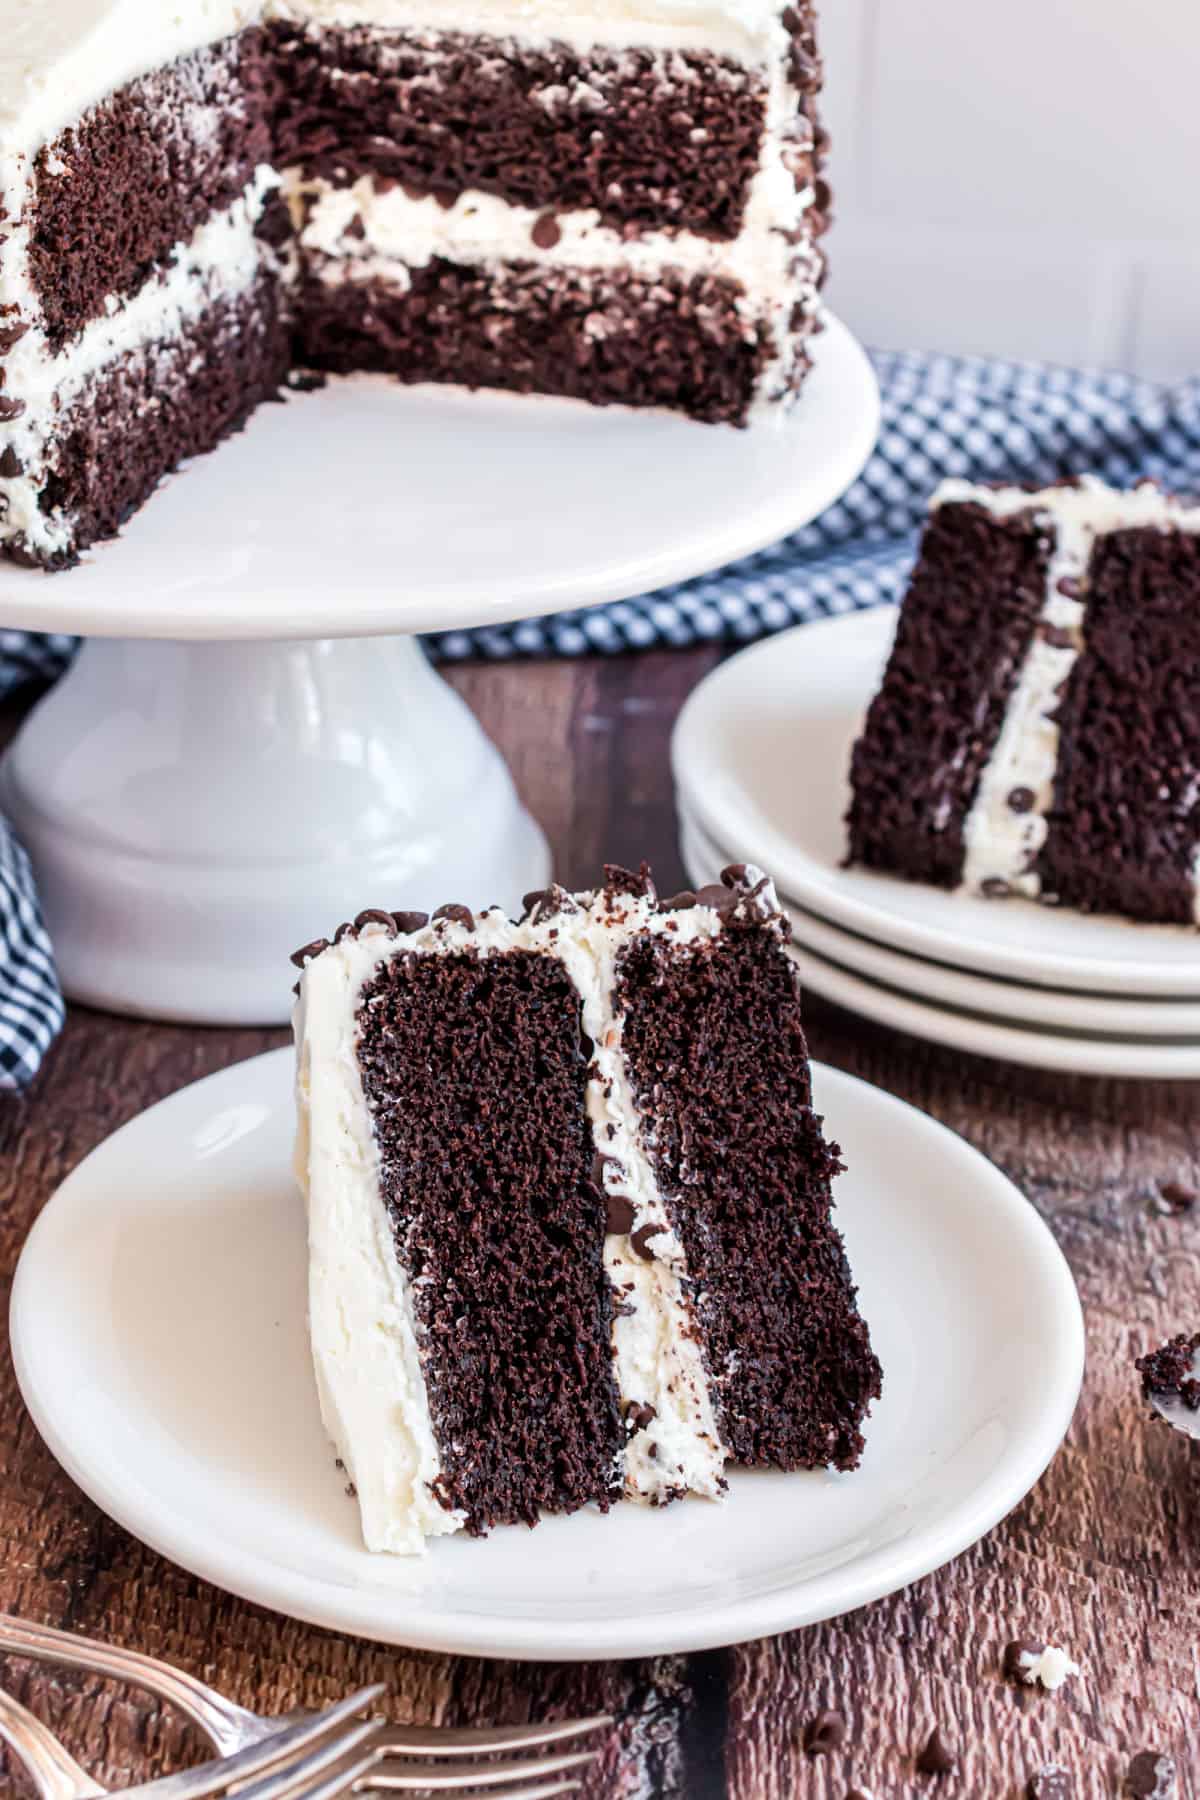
[0,1685,107,1800]
[0,1616,244,1756]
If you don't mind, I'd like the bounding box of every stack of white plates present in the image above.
[672,610,1200,1079]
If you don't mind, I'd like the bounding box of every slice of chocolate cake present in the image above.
[292,864,880,1554]
[846,477,1200,926]
[0,0,829,569]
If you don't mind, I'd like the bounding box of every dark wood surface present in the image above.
[1,648,1196,1798]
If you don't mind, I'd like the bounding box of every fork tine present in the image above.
[220,1721,382,1800]
[366,1748,595,1792]
[375,1718,611,1759]
[125,1688,385,1800]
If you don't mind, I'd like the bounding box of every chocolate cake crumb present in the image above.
[1156,1181,1196,1215]
[803,1709,846,1756]
[1137,1332,1200,1410]
[916,1727,956,1777]
[1127,1751,1176,1799]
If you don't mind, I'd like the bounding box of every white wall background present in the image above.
[819,0,1200,377]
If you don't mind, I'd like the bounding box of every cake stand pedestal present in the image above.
[0,316,878,1025]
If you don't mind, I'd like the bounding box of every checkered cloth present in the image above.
[1,346,1198,1086]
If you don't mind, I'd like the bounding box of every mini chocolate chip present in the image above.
[0,445,23,477]
[1056,576,1082,597]
[0,321,28,354]
[354,908,396,933]
[593,1150,623,1187]
[332,920,355,943]
[1158,1181,1196,1215]
[531,211,561,249]
[0,396,26,421]
[625,1401,657,1432]
[612,1301,636,1318]
[604,863,656,901]
[433,903,475,930]
[391,911,429,934]
[721,862,752,887]
[1008,786,1036,813]
[1039,623,1074,649]
[290,937,330,969]
[1004,1638,1044,1682]
[631,1222,664,1260]
[802,1710,845,1756]
[660,890,699,912]
[605,1193,636,1237]
[917,1727,956,1777]
[1127,1752,1176,1799]
[1027,1765,1071,1800]
[981,877,1012,898]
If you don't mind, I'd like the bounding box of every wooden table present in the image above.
[0,648,1195,1798]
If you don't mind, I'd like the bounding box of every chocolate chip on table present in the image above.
[917,1726,956,1776]
[1156,1181,1196,1216]
[803,1709,846,1755]
[1127,1751,1176,1798]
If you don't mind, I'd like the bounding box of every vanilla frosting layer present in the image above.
[292,170,817,331]
[935,477,1200,902]
[0,165,279,560]
[293,880,776,1552]
[0,0,793,163]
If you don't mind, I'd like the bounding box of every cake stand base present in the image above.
[0,635,549,1025]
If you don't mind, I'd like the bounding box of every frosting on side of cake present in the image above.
[935,477,1200,904]
[294,921,466,1555]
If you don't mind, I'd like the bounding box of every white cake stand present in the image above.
[0,315,878,1025]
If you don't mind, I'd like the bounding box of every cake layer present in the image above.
[356,945,625,1534]
[614,906,878,1470]
[294,257,773,422]
[294,866,879,1554]
[1039,527,1200,924]
[272,23,771,238]
[845,503,1051,888]
[29,32,275,351]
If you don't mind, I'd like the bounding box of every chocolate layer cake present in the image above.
[292,863,880,1554]
[846,477,1200,926]
[0,0,829,570]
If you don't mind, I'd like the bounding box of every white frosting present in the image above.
[293,877,786,1552]
[294,922,466,1555]
[292,171,817,334]
[935,478,1200,903]
[1012,1644,1081,1693]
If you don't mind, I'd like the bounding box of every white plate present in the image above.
[672,609,1200,997]
[12,1048,1083,1661]
[687,821,1200,1077]
[681,804,1200,1040]
[0,318,877,643]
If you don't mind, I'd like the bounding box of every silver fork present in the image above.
[0,1683,383,1800]
[0,1617,608,1798]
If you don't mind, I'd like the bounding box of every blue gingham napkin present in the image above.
[3,347,1199,1086]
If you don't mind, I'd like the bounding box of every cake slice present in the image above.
[846,476,1200,925]
[292,863,880,1554]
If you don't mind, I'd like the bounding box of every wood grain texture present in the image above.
[0,647,1196,1799]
